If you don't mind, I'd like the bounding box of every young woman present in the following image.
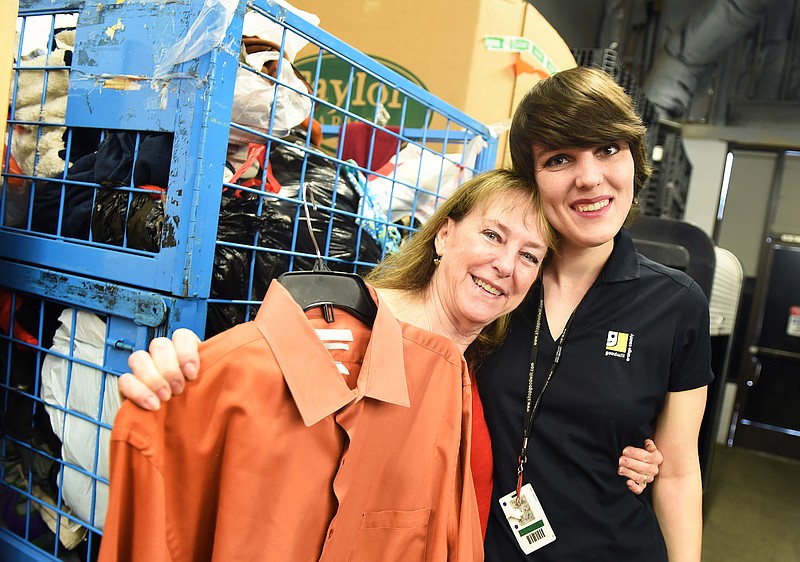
[479,67,711,561]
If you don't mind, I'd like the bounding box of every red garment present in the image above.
[0,291,38,348]
[338,121,401,171]
[470,382,493,539]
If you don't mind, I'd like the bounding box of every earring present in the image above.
[433,254,441,266]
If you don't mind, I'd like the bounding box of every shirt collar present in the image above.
[255,280,409,427]
[597,228,640,284]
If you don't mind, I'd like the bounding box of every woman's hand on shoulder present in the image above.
[117,328,202,411]
[618,438,663,495]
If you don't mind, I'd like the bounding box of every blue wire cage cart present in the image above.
[1,1,498,559]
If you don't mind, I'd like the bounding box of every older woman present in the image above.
[103,170,556,561]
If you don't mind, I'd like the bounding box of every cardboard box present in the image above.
[1,2,19,149]
[290,0,576,164]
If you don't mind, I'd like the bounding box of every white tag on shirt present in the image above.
[499,483,556,554]
[324,342,350,351]
[315,329,354,342]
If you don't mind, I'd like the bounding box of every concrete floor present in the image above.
[702,445,800,561]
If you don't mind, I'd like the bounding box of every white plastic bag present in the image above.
[40,309,122,529]
[241,4,320,63]
[228,50,313,146]
[366,135,489,224]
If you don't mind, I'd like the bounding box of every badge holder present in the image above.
[499,482,556,554]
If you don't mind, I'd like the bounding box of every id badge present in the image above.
[498,483,556,554]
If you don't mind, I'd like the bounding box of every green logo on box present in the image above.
[295,53,431,129]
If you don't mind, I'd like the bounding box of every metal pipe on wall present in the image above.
[644,0,779,118]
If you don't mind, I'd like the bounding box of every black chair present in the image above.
[628,216,724,492]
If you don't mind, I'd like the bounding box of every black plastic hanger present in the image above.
[278,184,377,326]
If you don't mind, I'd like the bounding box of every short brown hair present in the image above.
[509,67,652,224]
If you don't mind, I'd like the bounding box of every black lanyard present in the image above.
[515,283,579,499]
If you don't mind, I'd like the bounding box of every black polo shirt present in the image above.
[478,229,713,561]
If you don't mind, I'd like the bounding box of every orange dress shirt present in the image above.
[99,280,482,562]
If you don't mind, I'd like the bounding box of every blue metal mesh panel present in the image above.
[3,1,243,298]
[0,261,174,561]
[0,296,108,560]
[3,1,496,306]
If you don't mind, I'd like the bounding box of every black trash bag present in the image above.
[206,245,255,337]
[91,189,164,252]
[215,190,267,244]
[125,194,164,252]
[91,190,127,247]
[205,131,381,337]
[206,190,292,338]
[262,132,382,272]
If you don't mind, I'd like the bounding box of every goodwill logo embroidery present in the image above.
[605,331,633,362]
